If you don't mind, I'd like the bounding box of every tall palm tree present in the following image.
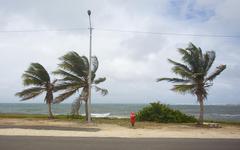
[157,43,226,125]
[16,63,56,118]
[53,51,108,119]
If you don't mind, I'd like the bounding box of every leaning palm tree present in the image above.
[53,51,108,119]
[157,43,226,125]
[16,63,57,118]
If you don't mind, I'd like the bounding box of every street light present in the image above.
[87,10,92,123]
[87,10,93,123]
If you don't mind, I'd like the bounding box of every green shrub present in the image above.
[136,102,197,123]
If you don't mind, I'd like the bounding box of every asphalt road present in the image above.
[0,136,240,150]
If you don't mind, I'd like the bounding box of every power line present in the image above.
[0,27,239,38]
[95,28,240,38]
[0,28,88,33]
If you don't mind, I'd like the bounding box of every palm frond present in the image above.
[91,56,99,73]
[94,77,106,84]
[54,81,83,92]
[82,56,89,67]
[204,51,216,72]
[156,78,190,83]
[15,87,45,101]
[93,85,108,96]
[172,66,193,79]
[54,89,78,103]
[58,51,87,77]
[53,69,85,82]
[205,65,226,81]
[81,56,90,74]
[186,43,202,72]
[25,63,50,83]
[168,59,192,73]
[171,84,195,94]
[22,63,50,86]
[178,48,194,67]
[22,73,43,86]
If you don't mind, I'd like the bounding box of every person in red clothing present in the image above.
[130,112,136,127]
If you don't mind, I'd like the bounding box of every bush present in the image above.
[136,102,197,123]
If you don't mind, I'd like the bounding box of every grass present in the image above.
[0,113,195,128]
[0,113,239,128]
[0,114,80,120]
[0,114,134,127]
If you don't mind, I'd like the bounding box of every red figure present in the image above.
[130,112,136,127]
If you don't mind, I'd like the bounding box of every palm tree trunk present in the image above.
[70,98,81,116]
[48,103,54,119]
[85,101,88,121]
[197,94,204,125]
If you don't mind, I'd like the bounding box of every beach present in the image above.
[0,118,240,139]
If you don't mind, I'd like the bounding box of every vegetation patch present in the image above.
[136,102,197,123]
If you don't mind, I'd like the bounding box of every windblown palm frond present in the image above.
[204,51,216,72]
[54,89,78,103]
[93,85,108,96]
[15,87,45,101]
[22,63,50,86]
[156,78,190,83]
[94,77,106,84]
[171,84,195,94]
[205,65,226,81]
[91,56,99,73]
[168,59,192,73]
[54,81,83,92]
[58,51,88,77]
[53,69,85,82]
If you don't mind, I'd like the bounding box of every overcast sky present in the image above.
[0,0,239,104]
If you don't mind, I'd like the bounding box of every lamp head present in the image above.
[87,10,91,16]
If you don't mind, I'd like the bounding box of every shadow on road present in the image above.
[0,125,100,132]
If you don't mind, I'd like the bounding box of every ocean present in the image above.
[0,103,240,122]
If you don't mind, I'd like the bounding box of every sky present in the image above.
[0,0,239,104]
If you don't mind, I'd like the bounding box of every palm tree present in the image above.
[53,51,108,119]
[157,43,226,125]
[16,63,57,118]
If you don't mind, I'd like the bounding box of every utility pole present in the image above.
[87,10,92,123]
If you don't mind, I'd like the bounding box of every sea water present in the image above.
[0,103,240,122]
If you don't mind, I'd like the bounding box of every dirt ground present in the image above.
[0,118,240,138]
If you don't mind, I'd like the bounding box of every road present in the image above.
[0,136,239,150]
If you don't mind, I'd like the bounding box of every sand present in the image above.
[0,118,240,139]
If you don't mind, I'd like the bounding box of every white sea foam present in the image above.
[109,115,128,119]
[219,114,240,117]
[79,113,129,118]
[92,113,111,118]
[80,113,111,118]
[210,113,240,117]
